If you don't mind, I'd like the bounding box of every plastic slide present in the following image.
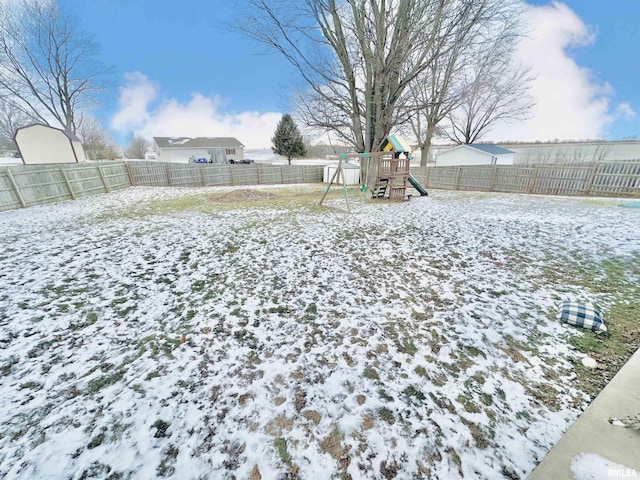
[407,174,428,196]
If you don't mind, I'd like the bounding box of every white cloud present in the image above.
[487,1,629,142]
[111,72,281,148]
[111,72,158,132]
[615,102,636,120]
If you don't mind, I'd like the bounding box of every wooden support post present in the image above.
[229,166,235,186]
[97,165,110,193]
[529,166,539,194]
[125,162,136,186]
[340,159,351,214]
[280,166,285,184]
[257,165,262,185]
[5,169,27,208]
[584,163,599,196]
[60,169,76,200]
[319,160,341,206]
[165,163,172,186]
[425,166,430,189]
[200,165,205,186]
[490,166,498,191]
[455,167,462,190]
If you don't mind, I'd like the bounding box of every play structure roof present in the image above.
[383,135,412,153]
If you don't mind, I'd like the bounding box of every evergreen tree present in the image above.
[272,114,306,165]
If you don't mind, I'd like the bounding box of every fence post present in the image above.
[200,165,205,187]
[97,165,110,193]
[5,169,27,208]
[125,162,136,186]
[529,166,539,194]
[257,165,263,185]
[280,166,284,184]
[165,163,172,186]
[229,166,235,186]
[584,163,599,196]
[490,166,498,191]
[455,167,462,190]
[60,168,76,200]
[425,166,430,189]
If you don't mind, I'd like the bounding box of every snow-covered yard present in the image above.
[0,185,638,480]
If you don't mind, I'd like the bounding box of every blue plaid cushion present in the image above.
[558,301,607,333]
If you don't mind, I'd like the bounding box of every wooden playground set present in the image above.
[320,135,428,211]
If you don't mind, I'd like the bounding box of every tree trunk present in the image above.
[419,124,437,166]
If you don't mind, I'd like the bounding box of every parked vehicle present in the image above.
[229,159,255,165]
[188,156,211,164]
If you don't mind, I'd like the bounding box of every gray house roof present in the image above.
[154,137,244,149]
[467,144,514,155]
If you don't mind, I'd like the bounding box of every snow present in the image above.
[0,187,638,479]
[245,148,335,166]
[581,356,598,369]
[571,453,637,480]
[0,156,22,166]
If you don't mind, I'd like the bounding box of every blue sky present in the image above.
[65,0,640,147]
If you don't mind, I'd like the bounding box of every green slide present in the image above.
[408,174,428,196]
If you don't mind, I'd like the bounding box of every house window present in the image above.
[225,148,236,155]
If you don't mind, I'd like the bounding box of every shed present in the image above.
[435,144,515,167]
[323,161,360,185]
[153,137,245,163]
[15,124,87,165]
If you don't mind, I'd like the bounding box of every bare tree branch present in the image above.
[76,113,120,160]
[238,0,472,153]
[0,0,110,133]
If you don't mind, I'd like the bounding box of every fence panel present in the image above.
[231,165,260,185]
[425,166,459,190]
[532,165,593,196]
[591,162,640,196]
[258,166,283,184]
[167,163,204,187]
[420,161,639,197]
[202,165,232,186]
[304,166,324,183]
[458,166,494,191]
[0,161,131,211]
[127,161,169,186]
[100,163,131,191]
[64,166,107,198]
[491,166,534,193]
[12,167,74,206]
[0,171,24,211]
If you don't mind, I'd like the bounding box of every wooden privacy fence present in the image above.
[0,161,325,212]
[410,161,640,198]
[2,160,637,212]
[0,162,130,212]
[126,161,324,188]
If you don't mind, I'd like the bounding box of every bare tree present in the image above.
[0,97,33,141]
[446,65,533,145]
[77,114,120,160]
[406,1,526,165]
[0,0,108,133]
[444,15,534,145]
[240,0,486,153]
[125,134,150,160]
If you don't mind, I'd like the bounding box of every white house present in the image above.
[15,124,87,165]
[153,137,245,163]
[435,144,515,167]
